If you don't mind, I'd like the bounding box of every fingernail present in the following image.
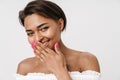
[33,50,36,54]
[55,42,58,48]
[36,41,39,44]
[31,42,35,49]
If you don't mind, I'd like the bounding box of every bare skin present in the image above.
[17,43,100,74]
[17,13,100,80]
[17,42,100,80]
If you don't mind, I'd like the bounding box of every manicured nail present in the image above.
[31,42,35,49]
[34,41,38,45]
[33,50,36,54]
[55,42,58,48]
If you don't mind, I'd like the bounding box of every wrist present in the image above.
[53,67,71,80]
[53,65,67,74]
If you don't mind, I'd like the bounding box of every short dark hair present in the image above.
[19,0,67,31]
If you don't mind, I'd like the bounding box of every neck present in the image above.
[58,39,69,54]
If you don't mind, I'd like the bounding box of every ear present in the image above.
[58,18,64,31]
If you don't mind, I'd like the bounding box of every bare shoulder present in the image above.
[17,57,36,75]
[76,51,100,72]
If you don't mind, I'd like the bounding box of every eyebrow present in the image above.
[26,23,47,32]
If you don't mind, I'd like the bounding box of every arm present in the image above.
[54,66,72,80]
[35,42,72,80]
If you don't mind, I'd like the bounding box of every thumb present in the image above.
[54,42,61,54]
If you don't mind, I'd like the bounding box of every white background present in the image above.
[0,0,120,80]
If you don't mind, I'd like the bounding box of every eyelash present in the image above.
[27,26,49,37]
[27,33,33,36]
[40,26,49,32]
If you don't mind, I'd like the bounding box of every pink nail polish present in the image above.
[36,41,39,44]
[31,42,35,49]
[55,42,58,48]
[34,50,36,54]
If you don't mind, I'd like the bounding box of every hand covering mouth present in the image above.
[42,41,49,46]
[31,39,50,48]
[40,39,50,46]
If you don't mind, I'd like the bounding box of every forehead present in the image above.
[24,13,57,28]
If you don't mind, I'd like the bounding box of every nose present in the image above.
[34,33,43,42]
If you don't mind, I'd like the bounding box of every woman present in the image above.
[15,0,100,80]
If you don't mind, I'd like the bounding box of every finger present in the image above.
[36,55,40,59]
[37,42,55,54]
[39,53,46,61]
[35,44,43,51]
[35,49,41,55]
[41,49,48,57]
[39,58,44,62]
[35,42,49,57]
[31,41,39,49]
[35,42,48,52]
[35,51,44,62]
[44,47,56,55]
[54,42,61,54]
[35,48,48,58]
[35,44,46,53]
[32,49,36,54]
[31,43,35,49]
[31,42,37,54]
[38,42,47,50]
[37,42,58,55]
[31,42,36,49]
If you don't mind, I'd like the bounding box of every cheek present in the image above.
[44,28,60,39]
[28,37,34,45]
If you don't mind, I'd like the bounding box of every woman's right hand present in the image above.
[31,42,72,80]
[33,42,67,73]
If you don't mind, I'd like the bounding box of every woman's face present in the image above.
[24,13,64,49]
